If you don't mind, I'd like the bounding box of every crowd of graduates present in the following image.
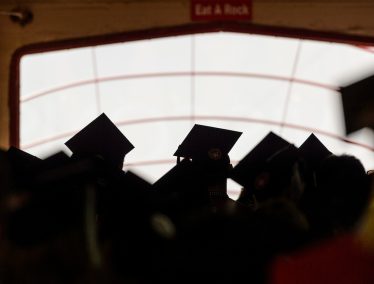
[0,112,372,284]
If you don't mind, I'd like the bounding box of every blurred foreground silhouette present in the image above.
[0,114,372,284]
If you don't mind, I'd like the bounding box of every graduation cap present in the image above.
[230,132,291,190]
[6,147,42,190]
[6,152,89,246]
[152,159,209,205]
[174,124,242,162]
[7,146,42,174]
[266,144,300,172]
[34,151,107,186]
[124,171,153,192]
[151,159,209,224]
[153,158,196,193]
[0,150,11,195]
[298,134,332,170]
[98,170,155,227]
[340,74,374,134]
[65,113,134,168]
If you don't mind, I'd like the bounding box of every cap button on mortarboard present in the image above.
[173,124,242,161]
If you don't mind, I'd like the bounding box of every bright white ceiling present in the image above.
[20,32,374,197]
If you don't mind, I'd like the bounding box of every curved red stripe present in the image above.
[21,71,338,103]
[21,115,374,152]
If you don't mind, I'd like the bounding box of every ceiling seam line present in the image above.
[91,47,102,115]
[191,35,196,126]
[279,40,303,135]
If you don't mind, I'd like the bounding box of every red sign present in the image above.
[191,0,252,21]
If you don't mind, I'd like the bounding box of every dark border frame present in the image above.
[9,21,374,147]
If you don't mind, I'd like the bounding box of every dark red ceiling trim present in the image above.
[9,50,20,148]
[9,21,374,147]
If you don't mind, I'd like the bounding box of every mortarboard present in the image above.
[152,159,210,226]
[153,158,196,193]
[152,158,209,206]
[98,169,155,226]
[174,124,242,161]
[298,133,332,170]
[340,74,374,134]
[123,171,153,193]
[6,147,42,190]
[65,113,134,168]
[266,144,299,171]
[6,152,90,246]
[7,146,42,173]
[0,150,11,195]
[34,151,105,186]
[230,132,291,190]
[6,151,152,247]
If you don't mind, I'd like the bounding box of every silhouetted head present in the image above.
[309,154,371,237]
